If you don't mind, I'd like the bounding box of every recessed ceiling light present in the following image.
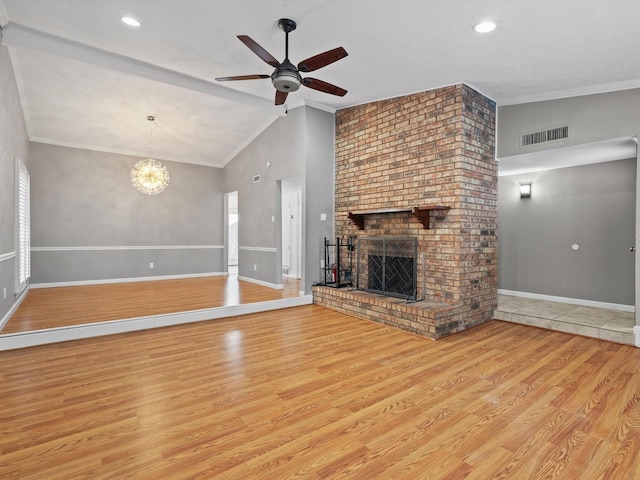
[474,21,496,33]
[121,16,141,27]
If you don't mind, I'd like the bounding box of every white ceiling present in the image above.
[1,0,639,168]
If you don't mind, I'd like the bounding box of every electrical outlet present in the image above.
[254,264,257,271]
[149,262,154,268]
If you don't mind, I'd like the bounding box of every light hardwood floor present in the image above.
[1,304,639,479]
[3,275,302,334]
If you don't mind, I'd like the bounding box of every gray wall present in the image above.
[303,106,335,292]
[498,89,639,312]
[0,43,31,323]
[498,88,640,158]
[498,159,635,305]
[29,143,224,284]
[637,146,640,317]
[223,107,305,286]
[223,105,335,294]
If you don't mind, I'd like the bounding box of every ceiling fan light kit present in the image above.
[271,64,302,93]
[216,18,348,105]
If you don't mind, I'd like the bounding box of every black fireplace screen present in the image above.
[356,236,417,300]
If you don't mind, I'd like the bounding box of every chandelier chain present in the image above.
[148,115,156,158]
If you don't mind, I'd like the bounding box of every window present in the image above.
[17,158,30,289]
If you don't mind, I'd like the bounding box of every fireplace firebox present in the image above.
[357,236,417,301]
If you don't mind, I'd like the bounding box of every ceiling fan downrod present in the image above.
[278,18,297,61]
[272,18,302,93]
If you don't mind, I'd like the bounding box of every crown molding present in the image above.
[499,80,640,106]
[29,137,227,168]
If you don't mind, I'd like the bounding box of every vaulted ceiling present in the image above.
[1,1,639,168]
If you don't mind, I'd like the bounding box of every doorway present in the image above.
[226,191,238,275]
[281,177,302,279]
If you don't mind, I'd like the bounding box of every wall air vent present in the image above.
[521,125,569,147]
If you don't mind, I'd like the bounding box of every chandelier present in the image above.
[131,158,170,195]
[131,116,170,195]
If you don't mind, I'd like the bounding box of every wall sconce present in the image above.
[519,183,532,199]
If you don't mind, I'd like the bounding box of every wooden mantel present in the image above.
[347,205,450,230]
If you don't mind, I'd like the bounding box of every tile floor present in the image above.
[495,294,636,346]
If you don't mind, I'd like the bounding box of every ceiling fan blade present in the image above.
[302,78,347,97]
[297,47,348,73]
[215,74,270,81]
[237,35,280,67]
[275,90,288,105]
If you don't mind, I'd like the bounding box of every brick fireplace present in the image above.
[312,84,497,339]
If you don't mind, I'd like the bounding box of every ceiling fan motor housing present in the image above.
[271,66,302,92]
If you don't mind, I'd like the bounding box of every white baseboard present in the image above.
[238,275,283,290]
[31,272,225,289]
[498,289,635,313]
[0,285,30,332]
[635,326,640,348]
[0,295,313,351]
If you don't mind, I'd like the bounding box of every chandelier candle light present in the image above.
[131,116,170,195]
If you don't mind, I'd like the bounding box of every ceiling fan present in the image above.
[215,18,348,105]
